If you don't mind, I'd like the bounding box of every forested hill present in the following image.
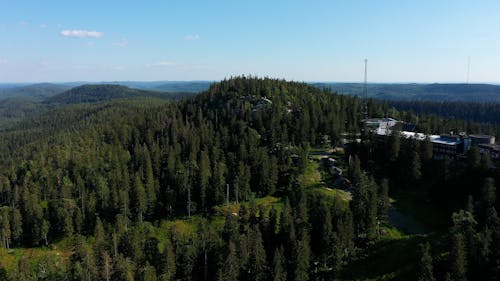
[0,84,197,129]
[314,82,500,103]
[47,84,171,104]
[0,77,498,281]
[4,81,500,103]
[0,83,71,100]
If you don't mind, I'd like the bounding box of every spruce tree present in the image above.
[418,242,435,281]
[450,233,468,281]
[247,226,268,281]
[217,242,239,281]
[132,173,147,223]
[294,231,311,281]
[272,247,287,281]
[377,179,390,222]
[159,241,176,281]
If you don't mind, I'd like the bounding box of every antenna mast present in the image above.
[363,59,368,119]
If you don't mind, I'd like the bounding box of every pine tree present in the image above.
[409,150,422,182]
[217,242,239,281]
[418,242,435,281]
[132,173,147,223]
[141,262,158,281]
[10,207,22,246]
[159,241,176,281]
[377,179,390,222]
[272,247,287,281]
[294,231,311,281]
[320,205,334,268]
[388,130,400,162]
[450,233,468,281]
[143,147,157,218]
[479,178,496,227]
[0,207,11,249]
[348,155,362,185]
[198,149,211,211]
[279,198,296,277]
[101,251,113,281]
[247,226,268,281]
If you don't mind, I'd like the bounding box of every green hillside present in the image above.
[0,77,498,281]
[0,83,71,100]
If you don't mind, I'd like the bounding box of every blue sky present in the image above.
[1,0,499,83]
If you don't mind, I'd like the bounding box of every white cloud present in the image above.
[60,29,103,38]
[184,34,200,41]
[150,61,177,67]
[112,39,128,47]
[0,58,8,64]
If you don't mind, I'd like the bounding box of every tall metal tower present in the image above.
[363,59,368,120]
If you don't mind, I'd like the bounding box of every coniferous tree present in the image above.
[377,179,390,222]
[279,198,296,277]
[320,205,334,269]
[247,226,268,281]
[450,233,468,281]
[159,241,176,281]
[294,231,311,281]
[418,242,435,281]
[272,247,287,281]
[217,242,239,281]
[132,173,147,223]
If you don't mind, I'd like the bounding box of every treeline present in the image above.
[388,100,500,131]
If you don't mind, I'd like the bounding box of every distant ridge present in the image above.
[0,83,71,100]
[3,81,500,103]
[312,83,500,103]
[47,84,155,104]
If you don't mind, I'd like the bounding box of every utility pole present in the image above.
[226,184,230,205]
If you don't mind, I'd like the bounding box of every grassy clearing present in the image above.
[213,195,284,216]
[0,247,69,274]
[300,146,352,203]
[297,159,322,188]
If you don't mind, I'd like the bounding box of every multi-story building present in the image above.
[478,144,500,159]
[430,134,469,159]
[470,134,495,146]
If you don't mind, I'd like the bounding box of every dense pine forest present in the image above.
[0,77,499,280]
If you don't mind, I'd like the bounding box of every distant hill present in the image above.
[4,81,500,104]
[59,81,213,93]
[151,81,212,92]
[0,83,71,100]
[47,84,167,104]
[312,83,500,103]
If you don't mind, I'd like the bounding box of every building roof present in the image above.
[432,136,461,145]
[364,117,397,123]
[400,131,427,141]
[478,143,500,151]
[470,134,494,139]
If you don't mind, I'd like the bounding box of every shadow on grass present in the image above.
[338,234,428,281]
